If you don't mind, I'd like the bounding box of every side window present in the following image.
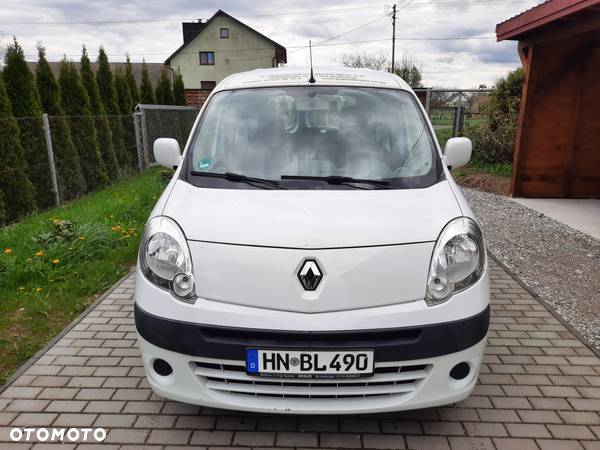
[220,28,229,39]
[199,51,215,65]
[201,81,216,91]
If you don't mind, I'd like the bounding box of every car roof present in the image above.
[215,66,413,92]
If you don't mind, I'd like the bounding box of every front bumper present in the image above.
[135,304,489,414]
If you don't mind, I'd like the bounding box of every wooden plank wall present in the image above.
[511,23,600,198]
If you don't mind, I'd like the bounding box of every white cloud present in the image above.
[0,0,541,87]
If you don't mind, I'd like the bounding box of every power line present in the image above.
[21,35,496,60]
[0,0,526,26]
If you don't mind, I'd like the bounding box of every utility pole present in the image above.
[391,3,397,73]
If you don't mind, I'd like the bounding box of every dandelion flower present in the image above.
[78,236,86,241]
[4,248,13,254]
[52,259,60,265]
[36,287,43,293]
[35,250,45,257]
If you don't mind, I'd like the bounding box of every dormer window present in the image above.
[220,28,229,38]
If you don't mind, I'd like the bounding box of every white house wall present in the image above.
[170,15,278,89]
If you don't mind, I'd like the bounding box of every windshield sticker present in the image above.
[197,158,212,170]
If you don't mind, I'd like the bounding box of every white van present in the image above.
[135,67,489,414]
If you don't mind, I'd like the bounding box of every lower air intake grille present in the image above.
[192,359,431,400]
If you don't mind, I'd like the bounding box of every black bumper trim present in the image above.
[134,303,490,362]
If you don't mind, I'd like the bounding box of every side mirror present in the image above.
[154,138,182,169]
[444,137,472,169]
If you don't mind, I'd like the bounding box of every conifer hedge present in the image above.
[80,47,120,180]
[36,46,87,200]
[173,71,187,106]
[140,61,155,104]
[59,59,109,190]
[96,47,128,169]
[155,68,174,105]
[3,38,57,210]
[0,72,37,222]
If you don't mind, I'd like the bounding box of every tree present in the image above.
[463,68,524,164]
[125,55,140,105]
[173,70,187,106]
[338,49,388,70]
[36,46,87,200]
[155,68,174,105]
[80,46,120,180]
[338,49,423,88]
[114,69,134,114]
[59,59,109,190]
[393,54,423,88]
[3,37,57,209]
[96,47,129,169]
[114,68,137,169]
[0,72,37,222]
[140,60,155,104]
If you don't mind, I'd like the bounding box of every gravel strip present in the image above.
[462,187,600,351]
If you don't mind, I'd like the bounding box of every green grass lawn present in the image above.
[0,168,165,384]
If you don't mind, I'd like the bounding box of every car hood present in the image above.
[162,179,462,248]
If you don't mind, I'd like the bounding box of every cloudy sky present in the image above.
[0,0,541,88]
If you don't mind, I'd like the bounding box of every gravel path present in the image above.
[463,187,600,352]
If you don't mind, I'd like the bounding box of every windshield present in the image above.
[185,86,442,189]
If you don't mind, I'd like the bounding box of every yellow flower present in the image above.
[52,219,61,225]
[3,248,13,254]
[52,259,60,265]
[36,250,45,257]
[78,236,86,241]
[36,287,43,293]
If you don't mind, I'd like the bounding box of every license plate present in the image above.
[246,349,374,377]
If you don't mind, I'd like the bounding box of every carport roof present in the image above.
[496,0,600,41]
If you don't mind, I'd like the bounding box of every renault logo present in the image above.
[297,259,323,291]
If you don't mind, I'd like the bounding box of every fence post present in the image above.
[42,113,60,207]
[140,108,150,167]
[425,88,431,114]
[133,112,144,172]
[453,104,463,137]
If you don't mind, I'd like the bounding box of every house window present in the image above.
[220,28,229,38]
[200,81,216,91]
[199,51,215,65]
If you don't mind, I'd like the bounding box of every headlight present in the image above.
[139,216,196,303]
[426,217,485,305]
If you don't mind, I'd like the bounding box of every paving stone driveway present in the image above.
[1,258,599,450]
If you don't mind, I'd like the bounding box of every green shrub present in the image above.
[464,68,524,164]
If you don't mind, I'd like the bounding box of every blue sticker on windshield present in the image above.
[197,158,212,170]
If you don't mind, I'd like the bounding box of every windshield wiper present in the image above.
[281,175,390,189]
[190,171,286,189]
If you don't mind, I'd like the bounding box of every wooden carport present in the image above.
[496,0,600,198]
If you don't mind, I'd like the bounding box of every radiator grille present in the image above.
[192,358,431,400]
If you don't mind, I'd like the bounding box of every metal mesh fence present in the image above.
[414,89,493,145]
[136,105,198,166]
[0,105,198,225]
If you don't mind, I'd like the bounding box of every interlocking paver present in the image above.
[0,259,599,449]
